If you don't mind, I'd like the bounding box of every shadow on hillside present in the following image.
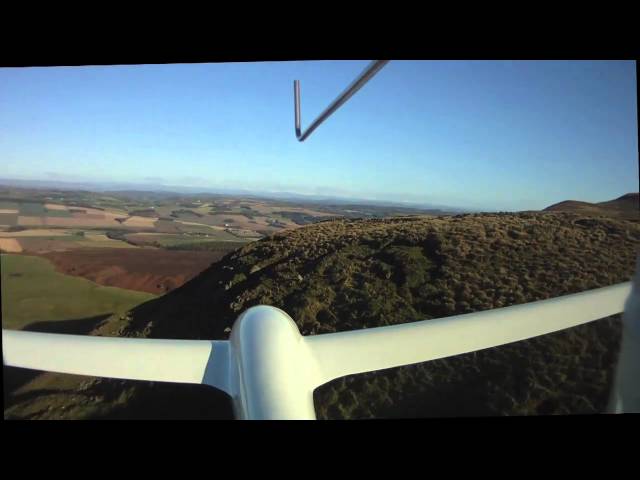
[3,366,43,410]
[22,313,112,335]
[4,313,113,410]
[91,382,235,420]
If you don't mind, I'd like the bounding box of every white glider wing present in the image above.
[2,331,231,394]
[304,283,632,388]
[2,282,634,418]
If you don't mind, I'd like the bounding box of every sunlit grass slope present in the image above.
[1,254,155,330]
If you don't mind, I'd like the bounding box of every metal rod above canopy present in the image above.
[294,60,389,142]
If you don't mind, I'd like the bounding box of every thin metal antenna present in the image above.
[294,60,389,142]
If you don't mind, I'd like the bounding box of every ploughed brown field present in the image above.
[35,248,228,295]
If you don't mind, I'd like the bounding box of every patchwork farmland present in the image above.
[1,187,399,314]
[0,185,454,331]
[0,186,450,302]
[1,253,156,331]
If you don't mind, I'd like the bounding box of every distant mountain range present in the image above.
[544,193,639,219]
[1,177,637,217]
[0,177,469,213]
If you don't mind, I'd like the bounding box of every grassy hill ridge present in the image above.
[544,192,638,219]
[6,210,638,419]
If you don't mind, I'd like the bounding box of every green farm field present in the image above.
[18,202,47,215]
[1,254,155,330]
[0,201,20,210]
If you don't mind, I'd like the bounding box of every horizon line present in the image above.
[0,176,481,213]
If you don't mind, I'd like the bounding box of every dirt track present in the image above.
[37,248,231,294]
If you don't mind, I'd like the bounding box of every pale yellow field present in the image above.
[104,208,129,216]
[191,205,213,214]
[174,220,220,229]
[66,206,103,215]
[0,229,70,237]
[0,209,19,214]
[0,238,22,252]
[121,216,156,228]
[103,211,128,220]
[122,232,167,237]
[17,216,44,226]
[17,216,122,228]
[84,233,113,242]
[43,203,68,211]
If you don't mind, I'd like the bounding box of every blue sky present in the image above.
[0,60,637,211]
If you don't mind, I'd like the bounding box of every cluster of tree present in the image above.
[104,230,138,247]
[272,211,319,225]
[129,209,158,218]
[170,209,203,218]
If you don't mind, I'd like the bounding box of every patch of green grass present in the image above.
[153,219,183,233]
[0,201,19,210]
[132,234,183,246]
[19,202,46,215]
[1,254,155,330]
